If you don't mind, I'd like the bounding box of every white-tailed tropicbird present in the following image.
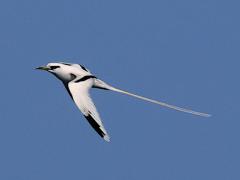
[36,62,211,142]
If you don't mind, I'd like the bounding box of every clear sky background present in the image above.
[0,0,239,179]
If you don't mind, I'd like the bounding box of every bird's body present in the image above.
[36,62,211,142]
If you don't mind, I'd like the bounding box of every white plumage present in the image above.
[36,62,211,142]
[68,78,110,141]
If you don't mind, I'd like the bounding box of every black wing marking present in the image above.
[75,75,96,83]
[79,65,88,72]
[92,86,109,90]
[61,62,72,66]
[67,79,110,141]
[84,114,106,138]
[64,83,73,99]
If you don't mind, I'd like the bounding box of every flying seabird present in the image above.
[36,62,211,142]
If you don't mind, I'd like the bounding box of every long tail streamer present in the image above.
[110,87,211,117]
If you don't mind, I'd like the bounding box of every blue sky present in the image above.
[0,0,239,179]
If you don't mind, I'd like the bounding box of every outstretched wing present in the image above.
[68,78,110,142]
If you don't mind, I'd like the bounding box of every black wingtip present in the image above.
[84,114,108,140]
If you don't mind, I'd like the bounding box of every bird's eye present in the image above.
[50,66,60,70]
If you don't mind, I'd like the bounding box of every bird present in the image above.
[36,62,211,142]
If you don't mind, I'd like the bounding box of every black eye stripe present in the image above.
[50,66,60,70]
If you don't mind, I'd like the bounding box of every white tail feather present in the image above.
[109,87,211,117]
[93,79,211,117]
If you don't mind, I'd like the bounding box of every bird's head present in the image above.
[36,62,91,83]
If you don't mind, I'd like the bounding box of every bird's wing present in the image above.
[68,79,110,142]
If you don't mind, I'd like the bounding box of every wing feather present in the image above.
[68,79,110,142]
